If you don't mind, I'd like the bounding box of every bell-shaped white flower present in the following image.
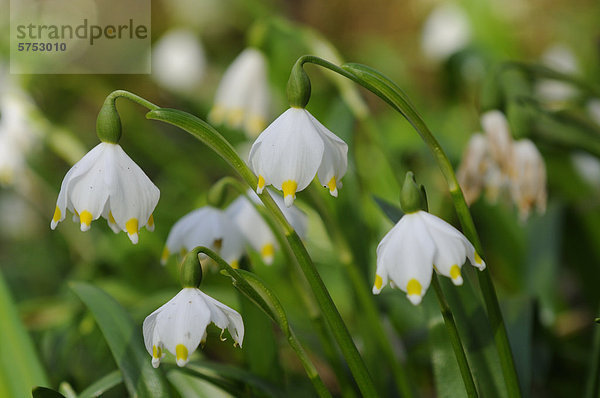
[225,189,307,264]
[457,133,488,205]
[208,48,270,138]
[162,206,244,267]
[373,210,485,305]
[143,287,244,368]
[481,110,513,175]
[421,3,471,62]
[152,29,206,94]
[50,142,159,244]
[248,107,347,207]
[509,139,547,221]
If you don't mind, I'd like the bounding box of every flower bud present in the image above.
[96,97,122,143]
[180,247,203,288]
[287,60,311,108]
[399,172,427,214]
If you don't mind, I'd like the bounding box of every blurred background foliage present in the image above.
[1,0,600,396]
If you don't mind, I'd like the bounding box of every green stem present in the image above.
[104,90,160,111]
[306,183,414,398]
[144,107,378,397]
[210,177,358,396]
[196,247,332,398]
[431,276,478,397]
[293,57,521,397]
[585,310,600,398]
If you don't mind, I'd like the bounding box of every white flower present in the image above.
[225,189,307,264]
[208,48,270,138]
[0,86,39,185]
[572,151,600,189]
[152,29,206,94]
[162,206,244,267]
[249,107,348,207]
[373,210,485,305]
[143,287,244,368]
[509,139,547,221]
[50,143,159,244]
[421,4,471,62]
[457,133,488,205]
[481,110,513,175]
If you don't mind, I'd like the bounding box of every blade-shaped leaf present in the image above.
[70,282,170,398]
[0,271,48,398]
[32,387,66,398]
[78,370,122,398]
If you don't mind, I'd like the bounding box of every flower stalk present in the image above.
[288,56,521,397]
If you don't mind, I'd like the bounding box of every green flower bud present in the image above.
[96,96,122,143]
[180,247,203,288]
[207,178,230,208]
[399,172,428,213]
[287,59,311,108]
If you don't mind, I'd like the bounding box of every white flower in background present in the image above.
[152,29,206,94]
[509,139,547,221]
[162,206,244,267]
[0,85,39,185]
[50,143,160,244]
[535,44,579,103]
[572,151,600,189]
[481,110,513,175]
[373,210,485,305]
[209,48,270,138]
[457,133,488,205]
[249,107,348,207]
[421,3,471,62]
[143,287,244,368]
[225,189,307,264]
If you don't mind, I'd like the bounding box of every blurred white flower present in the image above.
[249,107,347,207]
[143,287,243,368]
[481,110,513,175]
[535,44,579,103]
[509,139,547,221]
[162,206,244,267]
[571,151,600,189]
[209,48,270,138]
[0,85,39,185]
[456,133,488,205]
[225,189,307,264]
[51,143,159,243]
[421,3,471,62]
[152,29,206,94]
[373,210,485,305]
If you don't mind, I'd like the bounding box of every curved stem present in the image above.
[104,90,160,112]
[294,56,521,397]
[145,108,378,397]
[431,276,478,397]
[195,247,332,398]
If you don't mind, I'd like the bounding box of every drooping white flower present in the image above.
[161,206,244,267]
[421,4,471,62]
[50,142,159,244]
[208,48,270,138]
[225,189,307,264]
[152,29,206,94]
[373,210,485,305]
[249,107,348,207]
[143,287,244,368]
[457,133,488,205]
[481,110,513,175]
[509,139,547,221]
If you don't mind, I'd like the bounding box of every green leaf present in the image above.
[0,271,49,397]
[372,195,404,223]
[70,282,170,398]
[32,387,66,398]
[78,370,123,398]
[166,370,233,398]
